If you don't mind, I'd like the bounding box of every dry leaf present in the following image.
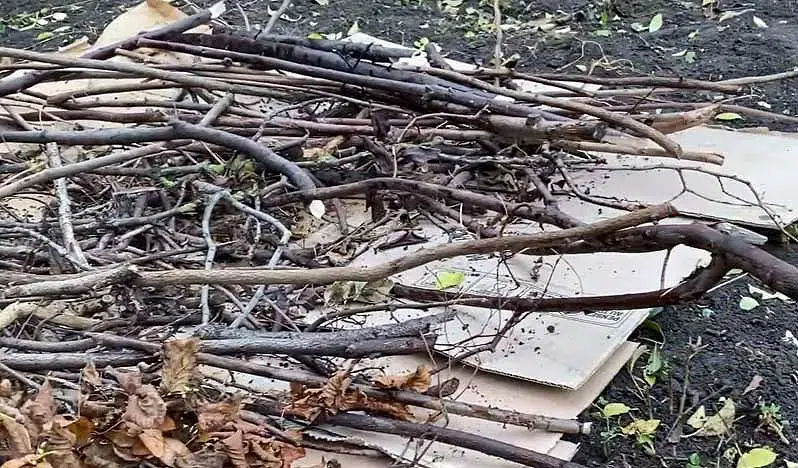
[198,397,242,433]
[275,443,307,467]
[161,338,200,395]
[290,370,415,422]
[81,362,102,388]
[0,413,33,456]
[21,380,56,436]
[175,448,227,468]
[137,428,166,458]
[1,454,46,468]
[40,417,79,468]
[158,415,177,432]
[742,375,763,395]
[247,437,283,466]
[221,430,249,468]
[157,437,191,467]
[289,371,353,421]
[44,449,84,468]
[174,448,226,468]
[110,443,141,462]
[688,398,736,436]
[354,398,415,421]
[123,384,166,429]
[114,371,143,394]
[79,401,114,419]
[62,417,94,447]
[106,429,137,449]
[81,442,128,468]
[375,366,431,392]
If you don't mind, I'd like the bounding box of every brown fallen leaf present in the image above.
[123,384,166,429]
[161,338,200,395]
[81,442,128,468]
[44,449,83,468]
[138,428,166,458]
[276,442,307,468]
[80,362,102,388]
[290,380,415,422]
[174,447,226,468]
[79,401,115,419]
[375,365,431,392]
[157,437,192,467]
[106,428,137,449]
[221,430,249,468]
[0,412,33,457]
[20,380,56,437]
[0,453,52,468]
[113,371,143,394]
[197,396,243,433]
[743,374,764,395]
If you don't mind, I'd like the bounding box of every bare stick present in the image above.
[262,0,292,34]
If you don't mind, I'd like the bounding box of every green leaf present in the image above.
[602,402,631,418]
[739,296,760,311]
[737,448,777,468]
[207,163,226,174]
[307,32,324,39]
[702,0,713,5]
[36,31,53,41]
[159,177,176,189]
[689,453,702,466]
[648,13,663,33]
[413,37,430,50]
[715,112,743,121]
[594,29,610,37]
[644,345,665,385]
[434,271,465,290]
[685,51,697,63]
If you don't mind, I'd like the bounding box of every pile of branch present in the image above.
[1,2,798,467]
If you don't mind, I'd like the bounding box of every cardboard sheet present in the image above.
[560,127,798,228]
[308,215,708,390]
[199,342,638,468]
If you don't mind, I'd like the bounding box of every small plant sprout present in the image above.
[620,418,660,455]
[687,453,704,468]
[595,401,628,442]
[757,402,790,444]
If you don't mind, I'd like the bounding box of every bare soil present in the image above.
[2,0,798,466]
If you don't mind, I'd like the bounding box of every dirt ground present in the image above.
[2,0,798,466]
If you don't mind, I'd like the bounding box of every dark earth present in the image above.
[2,0,798,466]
